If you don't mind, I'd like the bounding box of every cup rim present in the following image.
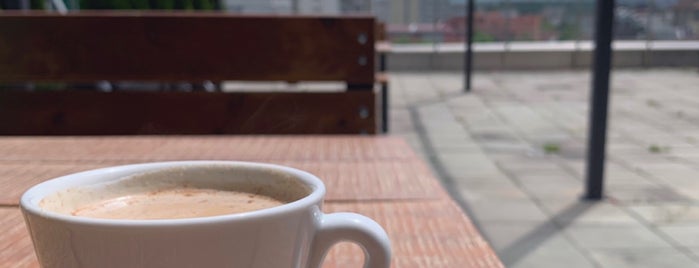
[20,161,326,227]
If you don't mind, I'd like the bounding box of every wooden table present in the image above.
[0,136,503,268]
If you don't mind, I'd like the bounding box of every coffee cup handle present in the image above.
[308,212,391,268]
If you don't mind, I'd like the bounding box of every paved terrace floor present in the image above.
[389,69,699,268]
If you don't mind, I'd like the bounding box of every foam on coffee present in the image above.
[39,165,311,220]
[71,188,286,220]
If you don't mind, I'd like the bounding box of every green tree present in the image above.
[175,0,194,10]
[558,22,578,41]
[30,0,45,9]
[149,0,175,9]
[129,0,149,9]
[473,32,495,42]
[113,0,133,9]
[193,0,215,10]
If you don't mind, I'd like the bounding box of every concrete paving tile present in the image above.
[674,155,699,166]
[468,128,521,142]
[445,95,487,109]
[557,160,585,178]
[477,221,597,268]
[519,181,585,200]
[640,164,699,184]
[605,175,657,188]
[659,226,699,247]
[603,163,655,184]
[463,127,518,140]
[448,173,514,186]
[508,243,598,268]
[537,199,640,225]
[422,125,469,138]
[514,172,579,184]
[687,248,699,259]
[395,70,699,267]
[465,199,549,222]
[388,108,415,133]
[588,248,699,268]
[667,146,699,157]
[611,154,677,171]
[565,224,672,249]
[477,221,561,251]
[415,103,455,118]
[394,132,424,155]
[491,155,565,173]
[426,136,481,152]
[457,182,531,201]
[478,142,534,153]
[629,204,699,226]
[672,189,699,202]
[605,178,667,191]
[435,152,503,178]
[608,186,693,204]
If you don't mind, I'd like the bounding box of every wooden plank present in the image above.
[0,91,376,134]
[323,200,504,268]
[0,200,505,268]
[0,208,37,268]
[0,12,375,83]
[0,136,417,162]
[0,159,442,205]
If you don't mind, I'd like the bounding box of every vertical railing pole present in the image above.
[584,0,616,200]
[464,0,474,92]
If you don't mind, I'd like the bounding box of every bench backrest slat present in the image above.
[0,13,375,83]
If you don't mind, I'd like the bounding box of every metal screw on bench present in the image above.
[357,33,368,45]
[358,56,367,66]
[358,106,369,119]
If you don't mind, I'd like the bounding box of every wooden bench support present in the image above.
[0,91,376,135]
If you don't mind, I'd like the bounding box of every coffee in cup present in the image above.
[39,166,309,220]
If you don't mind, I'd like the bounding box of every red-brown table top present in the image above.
[0,136,503,268]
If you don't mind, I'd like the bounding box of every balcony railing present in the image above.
[228,0,699,52]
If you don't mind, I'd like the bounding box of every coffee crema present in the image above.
[71,188,286,220]
[39,165,311,220]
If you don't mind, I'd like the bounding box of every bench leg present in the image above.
[379,53,387,72]
[381,82,389,133]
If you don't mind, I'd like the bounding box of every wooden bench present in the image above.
[0,12,380,135]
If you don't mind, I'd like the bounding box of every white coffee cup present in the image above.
[21,161,391,268]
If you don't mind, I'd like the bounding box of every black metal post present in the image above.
[584,0,615,200]
[381,82,389,133]
[464,0,474,92]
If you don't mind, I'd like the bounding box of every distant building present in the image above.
[386,0,421,25]
[339,0,367,13]
[298,0,339,14]
[444,11,554,42]
[223,0,290,13]
[371,0,391,23]
[673,0,699,38]
[387,23,451,43]
[223,0,339,14]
